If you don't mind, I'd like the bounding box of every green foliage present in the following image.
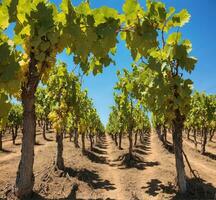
[0,91,11,130]
[0,0,199,143]
[0,32,20,94]
[107,70,150,135]
[59,0,121,75]
[35,87,51,121]
[8,103,23,127]
[46,62,103,135]
[119,0,197,125]
[185,92,216,130]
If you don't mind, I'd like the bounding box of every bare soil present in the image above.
[0,129,215,200]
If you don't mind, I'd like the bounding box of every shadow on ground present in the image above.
[84,150,107,164]
[91,146,107,155]
[142,179,176,197]
[203,151,216,160]
[27,165,116,200]
[32,190,116,200]
[133,144,151,156]
[0,149,14,153]
[162,141,174,154]
[142,178,216,200]
[112,153,160,170]
[34,142,45,146]
[64,167,116,191]
[95,140,108,150]
[133,132,152,156]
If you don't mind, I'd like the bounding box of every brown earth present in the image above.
[0,129,215,200]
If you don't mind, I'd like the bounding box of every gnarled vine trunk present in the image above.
[129,131,133,156]
[55,131,64,170]
[15,94,36,198]
[74,128,79,148]
[0,131,2,150]
[172,109,187,193]
[46,120,49,131]
[209,128,215,142]
[89,133,94,150]
[15,55,39,199]
[156,125,161,137]
[201,127,207,155]
[193,128,197,149]
[186,128,191,140]
[69,129,73,142]
[162,125,167,143]
[118,132,122,149]
[42,122,47,140]
[81,132,85,154]
[134,132,138,146]
[14,125,18,144]
[114,133,118,146]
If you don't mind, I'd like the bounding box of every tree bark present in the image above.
[50,121,52,129]
[193,128,197,149]
[37,120,40,127]
[15,54,39,199]
[139,132,143,143]
[129,131,133,156]
[111,134,114,141]
[162,125,167,143]
[114,133,118,146]
[74,128,79,148]
[172,109,187,193]
[81,132,85,154]
[134,132,138,146]
[55,131,64,170]
[209,128,215,142]
[12,126,16,145]
[15,91,36,198]
[186,128,191,140]
[156,125,161,137]
[118,132,122,150]
[0,131,2,150]
[69,130,73,142]
[201,128,207,155]
[89,133,93,151]
[46,120,49,131]
[42,122,47,140]
[15,125,18,143]
[63,129,67,138]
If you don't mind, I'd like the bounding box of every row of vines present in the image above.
[1,0,214,199]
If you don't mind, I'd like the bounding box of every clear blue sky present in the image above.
[6,0,216,125]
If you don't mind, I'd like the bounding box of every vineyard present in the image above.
[0,0,215,199]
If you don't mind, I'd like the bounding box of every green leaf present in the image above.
[16,0,31,24]
[172,9,191,27]
[184,56,197,73]
[35,52,46,62]
[19,24,31,36]
[182,39,192,53]
[167,32,182,45]
[76,2,91,15]
[123,0,144,22]
[39,41,50,52]
[0,3,9,29]
[166,7,175,19]
[93,6,119,25]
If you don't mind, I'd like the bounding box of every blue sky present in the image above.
[56,0,216,125]
[6,1,216,125]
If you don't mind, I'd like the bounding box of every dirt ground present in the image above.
[0,129,215,200]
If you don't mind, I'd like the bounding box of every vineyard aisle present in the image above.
[1,130,216,199]
[97,135,127,200]
[94,132,178,200]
